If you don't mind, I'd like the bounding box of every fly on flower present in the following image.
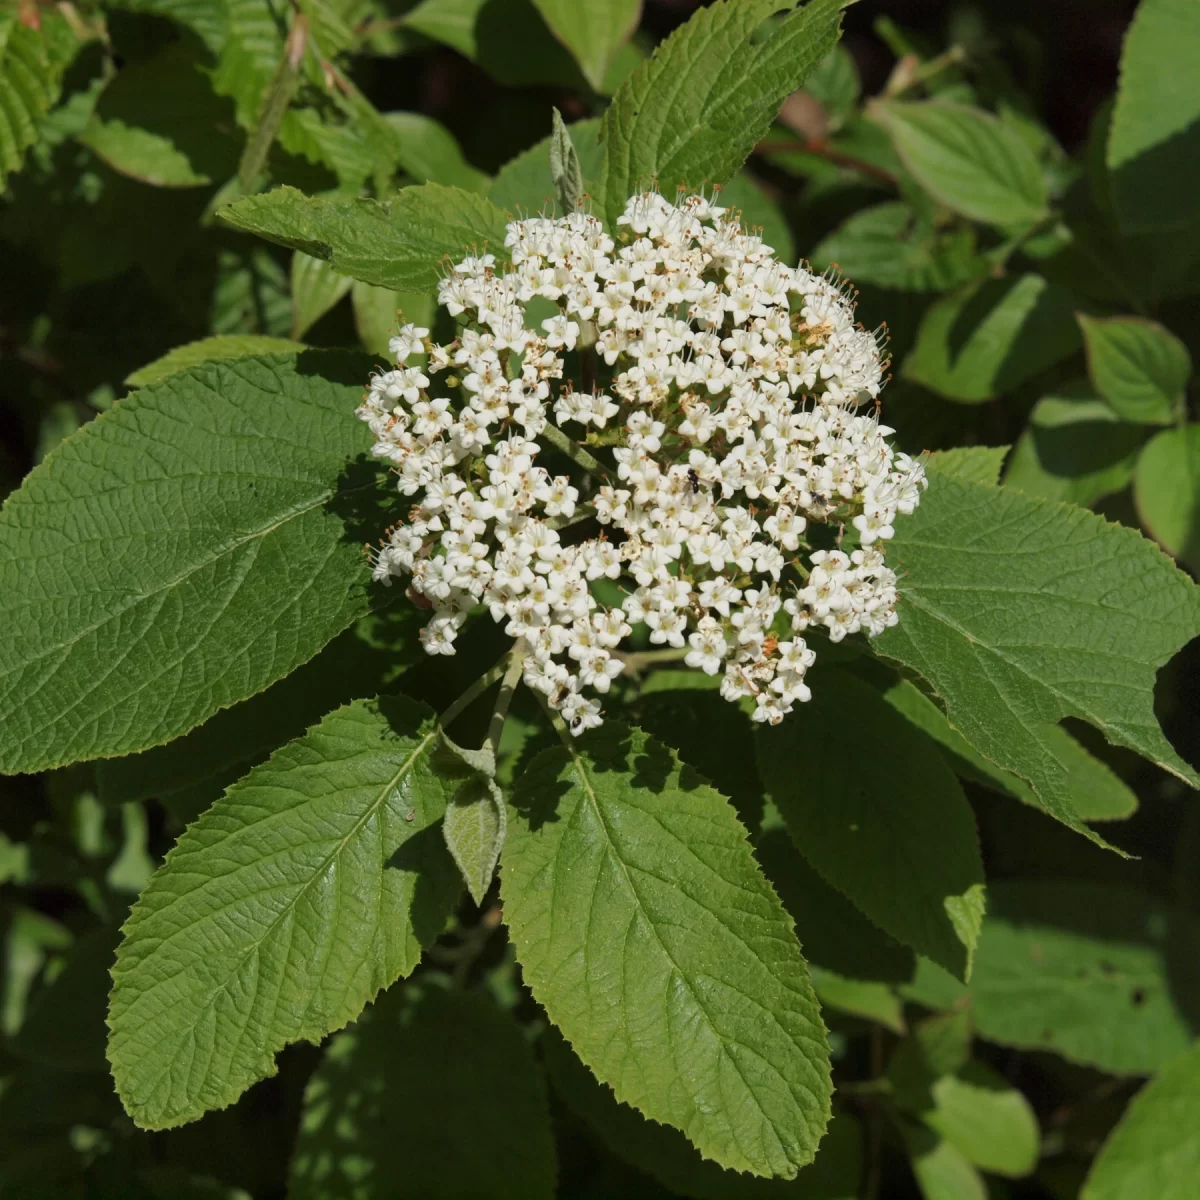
[355,190,926,733]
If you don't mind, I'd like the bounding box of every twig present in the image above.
[484,638,527,752]
[540,421,611,482]
[438,649,511,729]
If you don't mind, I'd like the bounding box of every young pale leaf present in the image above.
[1106,0,1200,232]
[490,117,605,216]
[1004,389,1146,507]
[1134,425,1200,570]
[108,695,462,1130]
[218,184,510,292]
[290,252,353,339]
[903,882,1200,1074]
[290,986,555,1200]
[502,723,832,1179]
[543,1028,863,1200]
[809,202,983,293]
[599,0,849,226]
[0,353,378,775]
[873,473,1200,839]
[872,100,1047,229]
[884,680,1139,823]
[1078,314,1191,425]
[1082,1039,1200,1199]
[549,106,585,214]
[903,274,1080,402]
[125,335,307,387]
[532,0,642,93]
[757,670,985,981]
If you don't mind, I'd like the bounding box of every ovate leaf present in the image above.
[442,775,506,906]
[1078,314,1191,425]
[810,202,982,293]
[1004,388,1145,507]
[544,1028,863,1200]
[502,723,831,1179]
[903,274,1080,402]
[599,0,849,226]
[756,670,985,981]
[1135,425,1200,570]
[900,1122,987,1200]
[873,473,1200,839]
[108,695,462,1129]
[1107,0,1200,232]
[219,183,511,292]
[290,986,555,1200]
[532,0,642,93]
[1082,1039,1200,1200]
[381,112,490,192]
[125,335,306,387]
[903,881,1200,1074]
[489,117,605,216]
[873,100,1048,230]
[0,353,378,774]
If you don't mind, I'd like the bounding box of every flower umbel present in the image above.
[356,190,926,733]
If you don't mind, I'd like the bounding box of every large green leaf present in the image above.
[903,881,1200,1074]
[290,986,556,1199]
[1078,314,1191,425]
[873,472,1200,840]
[1135,425,1200,570]
[598,0,848,226]
[1082,1039,1200,1199]
[873,100,1048,230]
[531,0,642,92]
[903,274,1080,403]
[125,335,306,387]
[502,723,831,1179]
[0,352,379,774]
[544,1029,863,1200]
[219,183,511,292]
[809,202,982,293]
[1004,388,1146,508]
[108,695,462,1129]
[1107,0,1200,231]
[757,670,984,981]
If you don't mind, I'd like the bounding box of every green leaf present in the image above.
[873,473,1200,840]
[544,1028,863,1200]
[108,694,462,1129]
[926,446,1008,487]
[598,0,849,226]
[800,44,859,129]
[502,723,832,1179]
[1078,314,1191,425]
[873,100,1047,229]
[125,335,308,388]
[921,1063,1040,1179]
[810,971,906,1034]
[903,274,1081,403]
[532,0,642,93]
[884,680,1139,824]
[900,1121,987,1200]
[549,106,585,214]
[219,183,511,292]
[381,111,490,192]
[755,827,915,984]
[79,41,239,188]
[1004,387,1146,507]
[290,252,353,339]
[1135,425,1200,570]
[1107,0,1200,232]
[94,608,424,824]
[903,881,1200,1075]
[489,117,605,216]
[1082,1039,1200,1199]
[0,9,80,188]
[810,202,983,292]
[0,352,376,774]
[442,769,506,907]
[290,986,556,1200]
[757,670,985,981]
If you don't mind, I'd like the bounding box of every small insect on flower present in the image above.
[354,188,925,733]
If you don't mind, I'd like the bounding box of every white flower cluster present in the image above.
[356,190,925,732]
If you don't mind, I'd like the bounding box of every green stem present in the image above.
[534,688,575,750]
[540,421,610,483]
[237,11,307,193]
[546,502,597,531]
[617,647,690,676]
[883,44,967,98]
[484,638,527,752]
[439,650,510,729]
